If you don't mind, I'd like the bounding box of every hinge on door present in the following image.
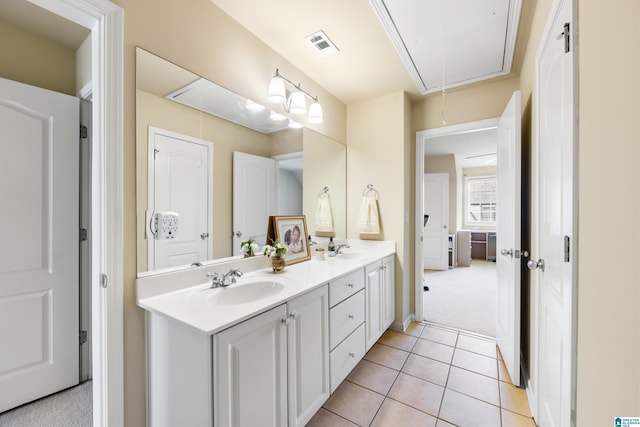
[80,125,88,139]
[80,228,88,242]
[153,148,160,160]
[564,235,571,262]
[563,22,570,53]
[79,330,88,345]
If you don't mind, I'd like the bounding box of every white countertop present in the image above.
[136,240,395,335]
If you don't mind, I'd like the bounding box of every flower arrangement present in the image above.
[240,238,259,257]
[263,240,288,259]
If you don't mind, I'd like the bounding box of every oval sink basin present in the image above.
[203,277,286,306]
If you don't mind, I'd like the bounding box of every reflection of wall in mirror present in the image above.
[135,87,301,272]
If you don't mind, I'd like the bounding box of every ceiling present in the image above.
[425,129,498,168]
[211,0,527,104]
[0,0,89,49]
[4,0,524,166]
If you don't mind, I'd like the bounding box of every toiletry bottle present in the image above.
[328,237,335,254]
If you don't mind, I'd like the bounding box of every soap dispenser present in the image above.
[328,237,336,256]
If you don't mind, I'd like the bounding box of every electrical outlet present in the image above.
[153,211,179,239]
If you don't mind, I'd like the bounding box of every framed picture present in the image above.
[271,215,310,265]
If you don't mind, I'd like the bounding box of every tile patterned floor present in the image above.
[307,322,536,427]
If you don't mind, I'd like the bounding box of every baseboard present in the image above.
[391,314,414,332]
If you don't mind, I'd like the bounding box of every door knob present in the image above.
[527,259,545,272]
[200,232,209,240]
[231,230,242,238]
[501,248,513,257]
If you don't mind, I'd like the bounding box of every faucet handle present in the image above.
[207,272,220,279]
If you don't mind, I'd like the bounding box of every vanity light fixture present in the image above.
[268,68,324,124]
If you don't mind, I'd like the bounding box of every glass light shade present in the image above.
[308,101,324,124]
[270,111,287,121]
[268,76,286,104]
[288,120,303,129]
[288,91,306,115]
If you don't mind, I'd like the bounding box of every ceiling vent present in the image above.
[305,30,339,57]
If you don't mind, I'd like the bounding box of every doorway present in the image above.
[0,0,124,424]
[417,120,499,337]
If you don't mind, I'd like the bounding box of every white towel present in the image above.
[314,196,334,232]
[357,195,380,234]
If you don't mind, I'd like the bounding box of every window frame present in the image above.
[463,174,497,229]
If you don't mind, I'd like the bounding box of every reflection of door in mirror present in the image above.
[274,152,303,217]
[233,152,276,255]
[148,127,213,269]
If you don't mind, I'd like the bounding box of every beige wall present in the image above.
[0,21,75,95]
[116,0,640,424]
[575,0,640,424]
[303,128,346,239]
[425,154,458,234]
[347,92,412,327]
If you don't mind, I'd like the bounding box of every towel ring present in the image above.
[363,184,379,199]
[318,186,330,198]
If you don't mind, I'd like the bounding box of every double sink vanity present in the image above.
[136,239,396,427]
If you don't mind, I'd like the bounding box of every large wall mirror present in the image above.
[136,48,346,275]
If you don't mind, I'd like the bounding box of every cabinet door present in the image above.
[365,263,383,351]
[382,255,395,330]
[287,286,330,427]
[213,305,288,427]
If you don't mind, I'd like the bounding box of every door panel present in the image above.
[536,0,575,423]
[496,90,522,387]
[0,77,79,412]
[423,173,449,270]
[148,128,212,270]
[233,152,276,254]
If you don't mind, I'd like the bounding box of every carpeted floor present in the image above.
[0,381,92,426]
[423,260,497,337]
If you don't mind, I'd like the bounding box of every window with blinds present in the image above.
[465,175,497,226]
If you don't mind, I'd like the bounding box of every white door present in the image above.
[534,0,575,424]
[423,173,449,270]
[233,152,276,254]
[0,77,79,412]
[495,90,522,387]
[148,127,212,270]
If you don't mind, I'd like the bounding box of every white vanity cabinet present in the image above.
[213,285,329,427]
[139,240,397,427]
[327,268,366,392]
[365,255,395,350]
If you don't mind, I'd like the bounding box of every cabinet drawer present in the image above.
[329,290,365,350]
[329,323,365,393]
[329,268,365,307]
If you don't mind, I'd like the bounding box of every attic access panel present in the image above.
[372,0,522,94]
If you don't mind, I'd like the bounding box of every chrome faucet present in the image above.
[207,268,243,288]
[335,243,350,254]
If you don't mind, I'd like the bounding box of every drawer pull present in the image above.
[281,318,290,326]
[348,352,355,358]
[348,314,355,319]
[347,283,354,288]
[289,311,300,320]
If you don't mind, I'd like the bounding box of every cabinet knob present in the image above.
[289,312,300,320]
[347,283,354,288]
[281,318,290,326]
[348,352,355,358]
[348,314,355,319]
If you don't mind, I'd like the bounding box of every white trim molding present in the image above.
[29,0,125,425]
